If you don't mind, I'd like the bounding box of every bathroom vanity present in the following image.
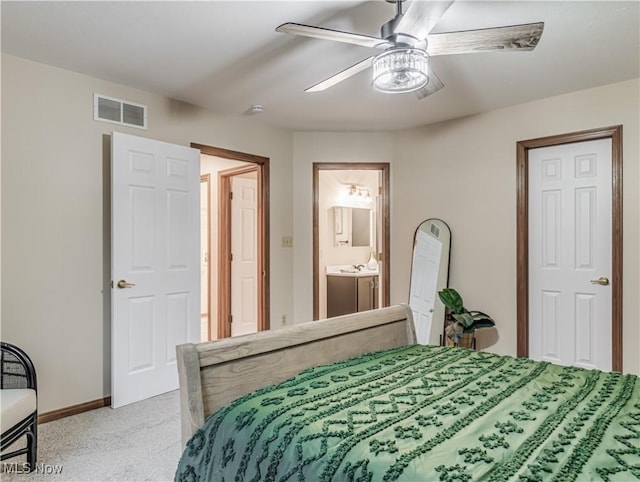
[326,267,379,317]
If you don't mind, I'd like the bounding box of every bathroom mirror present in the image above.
[408,219,451,345]
[333,207,372,247]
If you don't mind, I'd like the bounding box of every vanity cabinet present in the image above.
[327,274,379,318]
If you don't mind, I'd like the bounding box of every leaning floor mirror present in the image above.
[408,219,452,345]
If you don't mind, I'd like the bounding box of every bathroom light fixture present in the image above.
[372,47,429,94]
[345,184,372,206]
[338,184,373,208]
[347,184,370,198]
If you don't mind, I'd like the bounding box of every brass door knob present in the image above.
[590,276,610,286]
[117,279,136,289]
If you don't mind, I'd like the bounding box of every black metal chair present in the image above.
[1,342,37,471]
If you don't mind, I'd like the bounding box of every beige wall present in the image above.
[1,54,294,412]
[2,52,638,415]
[392,78,640,375]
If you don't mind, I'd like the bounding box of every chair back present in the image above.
[1,342,37,391]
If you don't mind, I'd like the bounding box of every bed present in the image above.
[175,305,640,481]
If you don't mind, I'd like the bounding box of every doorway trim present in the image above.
[193,143,270,338]
[516,125,623,371]
[312,162,391,320]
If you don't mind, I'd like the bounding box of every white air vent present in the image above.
[94,93,147,129]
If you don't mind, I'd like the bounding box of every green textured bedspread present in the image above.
[175,345,640,482]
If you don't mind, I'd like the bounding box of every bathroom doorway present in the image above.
[312,163,390,320]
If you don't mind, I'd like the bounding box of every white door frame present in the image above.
[516,125,623,371]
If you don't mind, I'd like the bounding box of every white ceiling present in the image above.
[2,1,639,131]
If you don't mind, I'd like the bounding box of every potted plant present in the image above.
[437,288,495,348]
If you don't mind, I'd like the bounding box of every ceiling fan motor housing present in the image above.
[384,31,426,50]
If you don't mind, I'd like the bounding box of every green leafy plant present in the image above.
[437,288,495,345]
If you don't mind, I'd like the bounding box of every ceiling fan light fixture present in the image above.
[372,48,429,94]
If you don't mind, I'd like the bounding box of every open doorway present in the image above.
[313,163,390,320]
[194,143,270,341]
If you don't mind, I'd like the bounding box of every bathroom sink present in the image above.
[325,265,379,276]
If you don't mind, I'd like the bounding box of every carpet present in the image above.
[1,390,181,481]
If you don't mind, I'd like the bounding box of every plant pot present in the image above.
[446,332,476,349]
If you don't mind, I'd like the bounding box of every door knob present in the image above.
[590,276,610,286]
[117,279,136,289]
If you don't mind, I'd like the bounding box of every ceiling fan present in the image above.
[276,0,544,99]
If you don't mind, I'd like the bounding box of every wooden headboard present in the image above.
[176,304,415,444]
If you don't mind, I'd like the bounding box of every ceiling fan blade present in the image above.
[305,57,374,93]
[395,1,454,40]
[427,22,544,56]
[276,23,391,49]
[415,71,444,100]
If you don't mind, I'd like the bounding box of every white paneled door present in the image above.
[231,175,258,337]
[528,138,612,371]
[408,228,442,345]
[111,132,200,408]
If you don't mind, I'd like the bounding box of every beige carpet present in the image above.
[1,390,181,481]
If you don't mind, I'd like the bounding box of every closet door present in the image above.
[528,138,612,371]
